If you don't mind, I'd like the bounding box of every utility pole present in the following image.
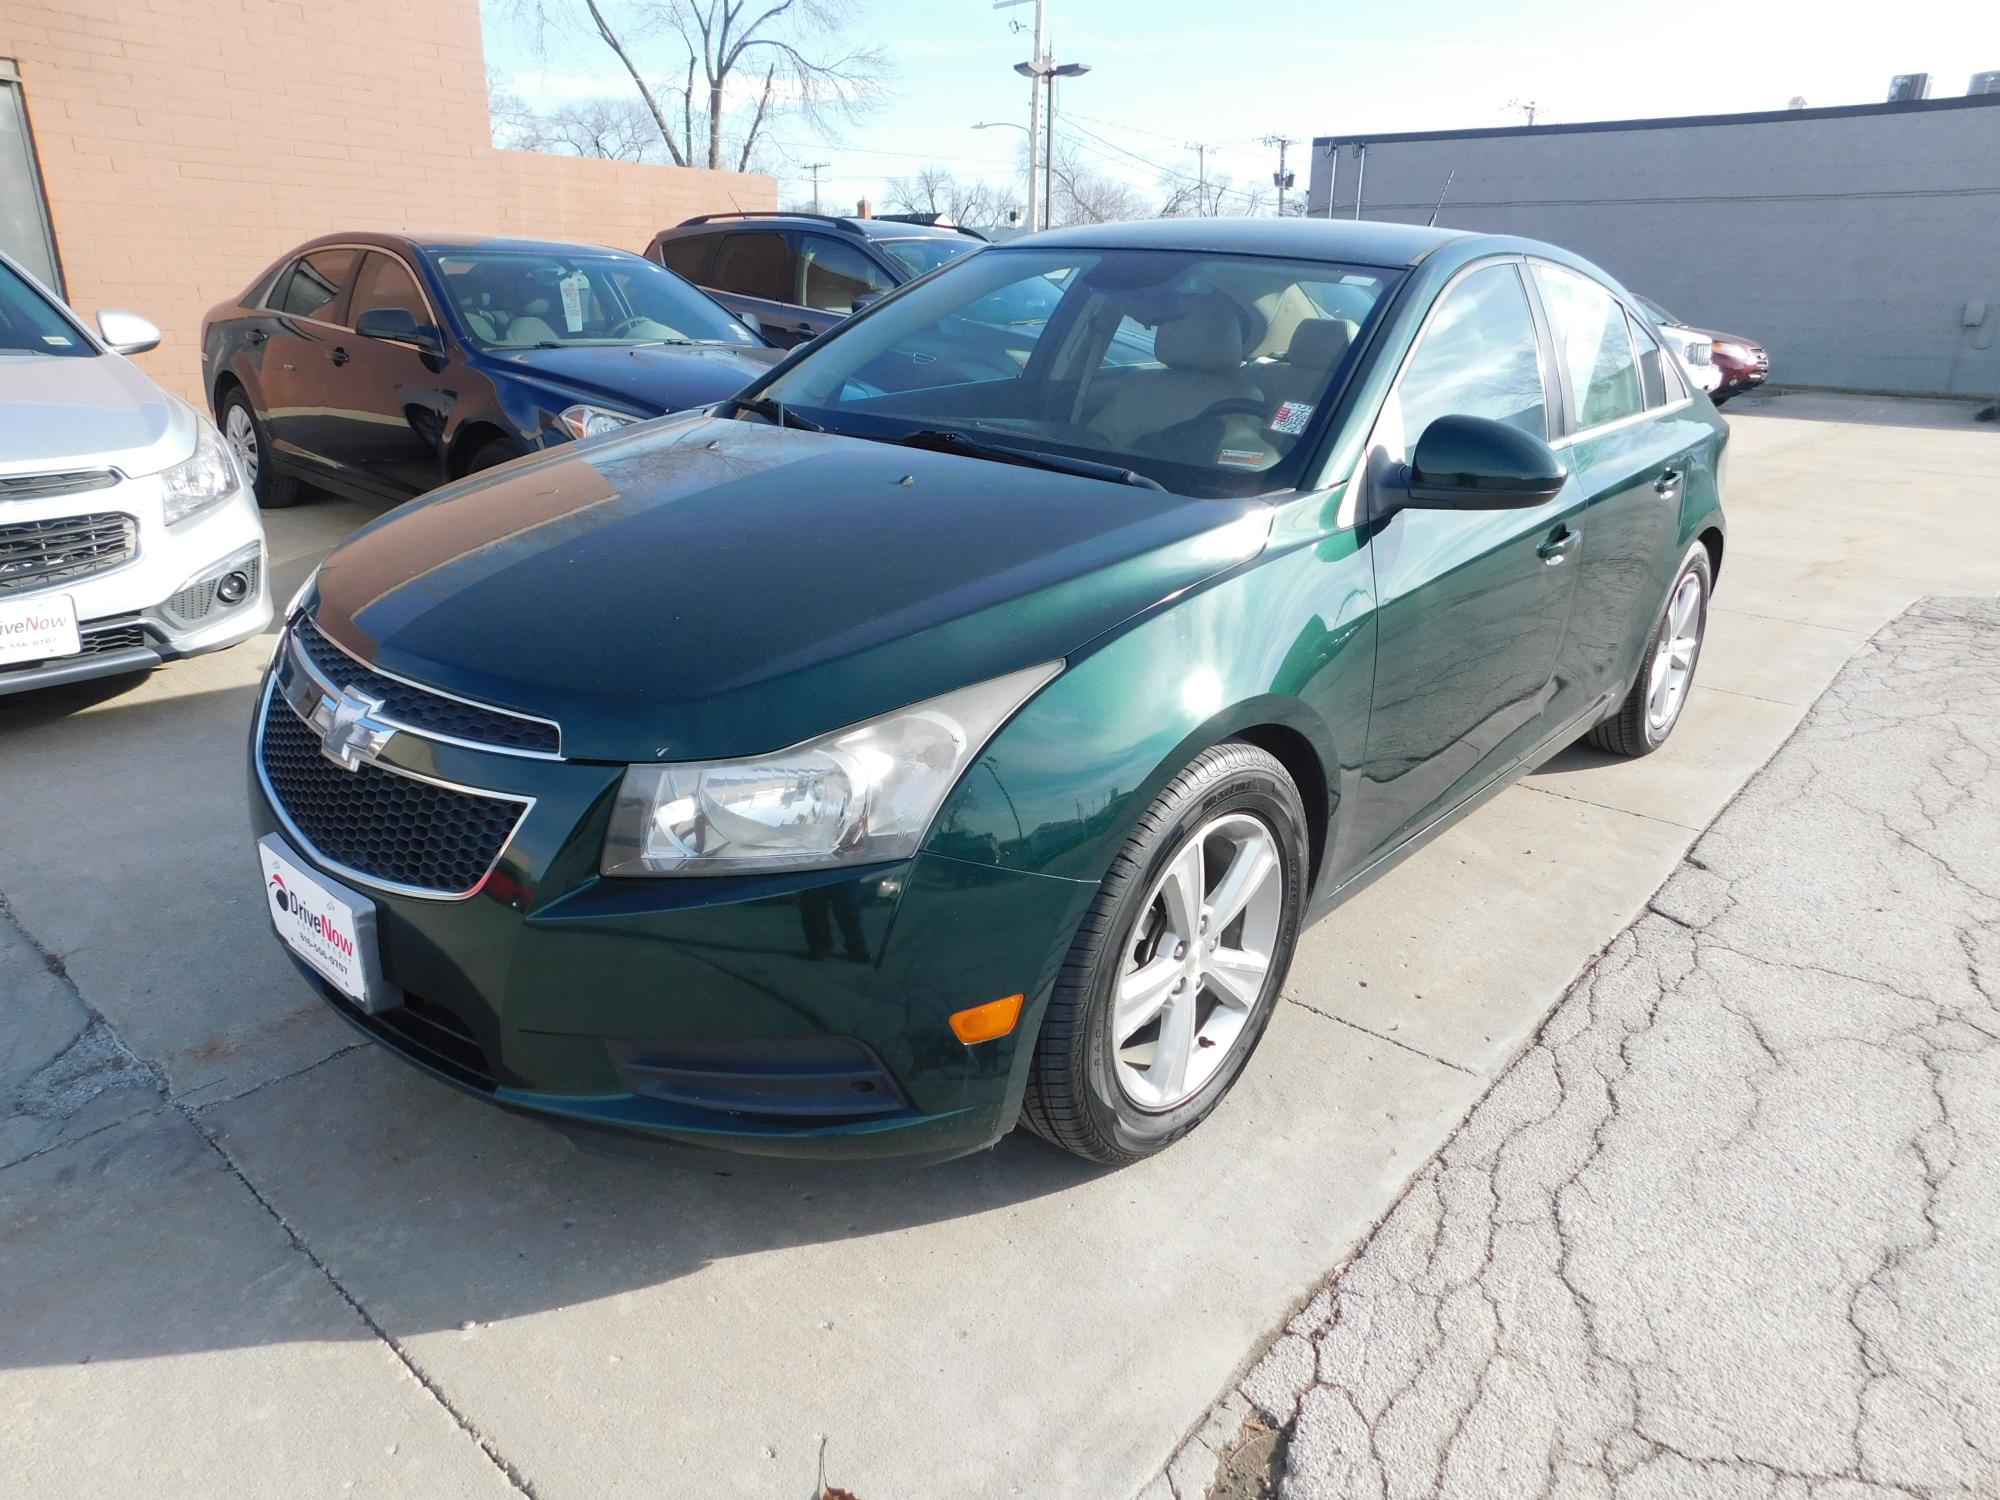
[804,161,830,214]
[1188,142,1211,215]
[1505,98,1539,126]
[995,0,1047,232]
[1262,134,1296,217]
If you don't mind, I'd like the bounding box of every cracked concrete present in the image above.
[1163,597,2000,1500]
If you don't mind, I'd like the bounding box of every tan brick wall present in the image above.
[2,0,772,403]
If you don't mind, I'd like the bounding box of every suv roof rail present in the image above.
[673,210,868,233]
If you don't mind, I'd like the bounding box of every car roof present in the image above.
[663,212,977,241]
[1012,217,1470,269]
[285,231,636,258]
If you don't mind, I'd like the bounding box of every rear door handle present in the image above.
[1655,467,1682,496]
[1537,527,1580,565]
[328,346,349,366]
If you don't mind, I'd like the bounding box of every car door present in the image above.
[1351,258,1589,863]
[259,246,360,479]
[705,230,812,346]
[1528,262,1689,715]
[319,250,453,499]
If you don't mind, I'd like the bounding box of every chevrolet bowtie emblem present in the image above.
[308,683,397,772]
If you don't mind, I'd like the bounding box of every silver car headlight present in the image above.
[601,661,1062,877]
[160,416,242,525]
[559,403,645,440]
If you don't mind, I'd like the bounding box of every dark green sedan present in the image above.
[250,219,1725,1165]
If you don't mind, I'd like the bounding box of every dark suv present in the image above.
[645,212,986,348]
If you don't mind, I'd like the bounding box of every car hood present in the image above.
[493,341,782,416]
[309,415,1271,762]
[0,349,196,478]
[1688,325,1760,351]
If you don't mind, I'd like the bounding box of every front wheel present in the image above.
[1021,742,1309,1164]
[220,388,299,509]
[1588,543,1712,757]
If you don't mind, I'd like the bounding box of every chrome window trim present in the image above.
[1549,395,1692,450]
[255,676,535,904]
[288,618,565,761]
[1341,254,1551,530]
[1527,258,1688,446]
[262,243,442,332]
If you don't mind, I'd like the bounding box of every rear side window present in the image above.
[348,252,429,325]
[1534,263,1643,431]
[710,232,793,303]
[656,234,716,283]
[1393,261,1549,445]
[1628,311,1668,408]
[799,234,894,313]
[276,248,358,323]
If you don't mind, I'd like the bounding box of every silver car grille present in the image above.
[0,512,138,595]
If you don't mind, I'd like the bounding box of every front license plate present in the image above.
[0,593,80,666]
[258,835,400,1013]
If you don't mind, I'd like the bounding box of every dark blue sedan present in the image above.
[200,233,782,508]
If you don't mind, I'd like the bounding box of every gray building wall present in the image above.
[1308,97,2000,397]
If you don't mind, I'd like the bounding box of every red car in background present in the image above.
[1634,294,1769,405]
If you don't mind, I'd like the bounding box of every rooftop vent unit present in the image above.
[1887,73,1932,102]
[1971,71,2000,96]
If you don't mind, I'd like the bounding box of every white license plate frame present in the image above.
[258,834,402,1014]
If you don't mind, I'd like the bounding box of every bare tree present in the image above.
[502,95,668,160]
[884,165,1021,226]
[1046,143,1148,226]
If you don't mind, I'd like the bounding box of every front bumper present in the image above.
[247,664,1096,1160]
[0,474,270,696]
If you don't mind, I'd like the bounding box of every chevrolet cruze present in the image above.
[251,219,1725,1164]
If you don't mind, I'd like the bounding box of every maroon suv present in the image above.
[1705,330,1770,403]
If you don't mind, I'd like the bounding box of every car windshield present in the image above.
[429,249,759,351]
[1633,293,1680,327]
[753,246,1399,499]
[876,237,980,278]
[0,259,94,358]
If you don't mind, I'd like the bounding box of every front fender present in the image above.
[925,524,1378,897]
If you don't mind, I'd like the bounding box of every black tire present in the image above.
[1021,742,1310,1164]
[1587,543,1713,758]
[464,438,526,475]
[219,387,299,509]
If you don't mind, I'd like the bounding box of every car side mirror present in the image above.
[735,310,765,339]
[1401,414,1568,510]
[95,309,161,356]
[355,307,444,355]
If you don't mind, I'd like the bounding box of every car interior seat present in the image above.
[1088,296,1259,446]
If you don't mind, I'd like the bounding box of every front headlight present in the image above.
[559,403,646,440]
[601,661,1062,877]
[160,417,241,525]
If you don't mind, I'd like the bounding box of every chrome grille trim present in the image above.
[0,469,120,501]
[0,512,137,594]
[254,677,535,903]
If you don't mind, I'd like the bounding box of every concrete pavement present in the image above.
[3,394,1997,1498]
[1166,596,2000,1499]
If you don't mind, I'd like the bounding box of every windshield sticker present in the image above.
[1268,401,1313,435]
[41,334,73,347]
[1218,448,1266,468]
[559,271,590,333]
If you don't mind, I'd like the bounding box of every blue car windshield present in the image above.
[429,250,760,351]
[756,246,1399,499]
[0,259,93,358]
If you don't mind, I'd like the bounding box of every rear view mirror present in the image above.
[95,308,160,356]
[1402,414,1567,510]
[355,307,443,355]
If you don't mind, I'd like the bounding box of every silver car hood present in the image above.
[0,349,195,479]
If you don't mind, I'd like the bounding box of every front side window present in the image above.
[278,248,358,323]
[430,249,757,350]
[1534,262,1643,431]
[710,232,794,303]
[799,235,894,314]
[755,247,1397,499]
[347,252,429,325]
[1392,261,1549,448]
[0,255,91,357]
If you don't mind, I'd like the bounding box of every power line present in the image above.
[802,160,830,213]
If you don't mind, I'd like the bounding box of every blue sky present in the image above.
[483,0,1996,210]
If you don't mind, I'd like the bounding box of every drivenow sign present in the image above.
[0,594,80,666]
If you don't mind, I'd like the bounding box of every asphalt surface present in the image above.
[3,392,1997,1498]
[1158,595,2000,1500]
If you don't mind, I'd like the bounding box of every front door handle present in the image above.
[246,329,266,345]
[1537,527,1580,566]
[1655,467,1682,496]
[328,346,350,366]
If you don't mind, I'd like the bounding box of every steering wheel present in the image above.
[1186,397,1271,425]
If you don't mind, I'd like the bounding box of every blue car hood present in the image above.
[495,341,781,416]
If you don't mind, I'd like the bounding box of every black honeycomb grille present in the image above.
[292,616,560,755]
[259,698,527,894]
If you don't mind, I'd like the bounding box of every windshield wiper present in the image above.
[729,394,823,432]
[877,429,1165,490]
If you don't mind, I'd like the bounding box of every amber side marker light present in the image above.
[949,994,1024,1045]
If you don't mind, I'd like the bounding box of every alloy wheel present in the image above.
[224,403,259,484]
[1646,571,1703,732]
[1113,811,1285,1112]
